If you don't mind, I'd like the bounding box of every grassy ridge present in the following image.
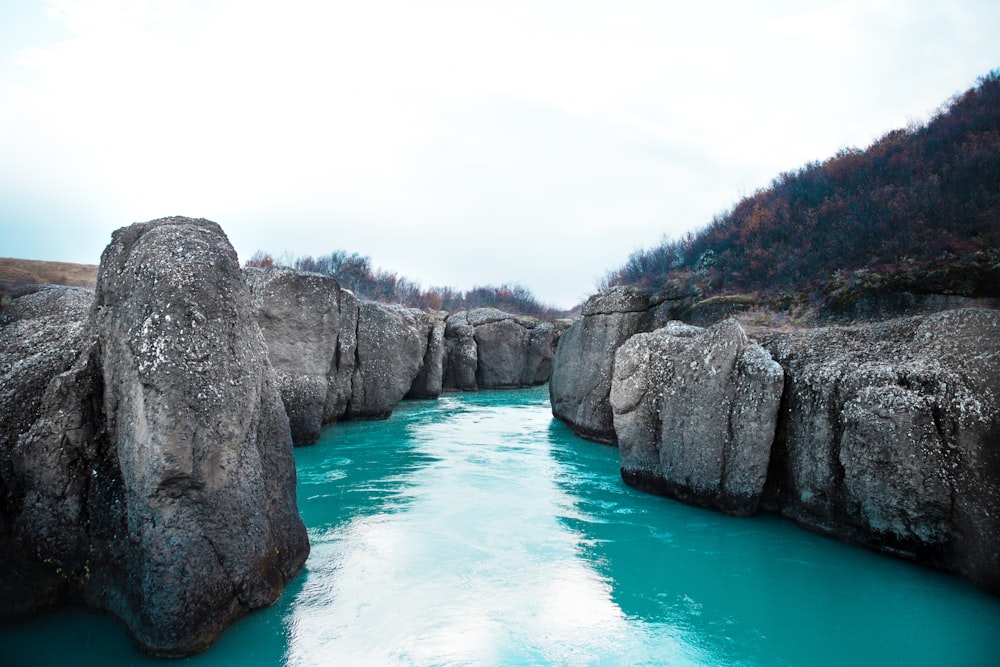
[600,70,1000,319]
[0,257,98,304]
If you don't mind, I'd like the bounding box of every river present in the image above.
[3,386,999,666]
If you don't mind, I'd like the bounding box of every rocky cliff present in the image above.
[549,286,666,443]
[611,320,783,515]
[0,218,309,655]
[552,287,1000,593]
[245,268,356,445]
[246,270,560,442]
[759,309,1000,594]
[444,308,561,391]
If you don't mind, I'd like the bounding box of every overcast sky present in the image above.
[1,1,997,308]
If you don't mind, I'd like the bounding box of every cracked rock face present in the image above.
[348,302,432,419]
[611,319,784,515]
[550,287,656,443]
[0,217,309,655]
[246,268,356,445]
[762,308,1000,593]
[441,309,561,391]
[0,285,95,615]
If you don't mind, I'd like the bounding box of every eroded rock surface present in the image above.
[246,268,356,445]
[0,285,94,614]
[348,303,432,419]
[611,319,783,515]
[467,308,559,389]
[761,308,1000,593]
[550,286,660,443]
[442,309,561,392]
[0,218,309,655]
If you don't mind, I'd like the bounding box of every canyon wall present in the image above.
[551,287,1000,594]
[0,218,309,656]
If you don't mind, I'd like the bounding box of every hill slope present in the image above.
[601,71,1000,322]
[0,257,98,304]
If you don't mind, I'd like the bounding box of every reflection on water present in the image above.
[2,386,999,666]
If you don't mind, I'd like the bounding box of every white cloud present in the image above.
[1,0,998,307]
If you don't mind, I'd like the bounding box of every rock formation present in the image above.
[348,302,433,419]
[559,297,1000,594]
[441,309,562,392]
[442,311,479,391]
[244,269,565,436]
[0,285,94,615]
[407,314,446,399]
[246,268,356,445]
[0,217,309,655]
[550,286,663,443]
[611,319,783,515]
[760,308,1000,594]
[246,268,453,436]
[467,308,559,388]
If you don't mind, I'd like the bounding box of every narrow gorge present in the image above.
[550,285,1000,595]
[1,217,997,658]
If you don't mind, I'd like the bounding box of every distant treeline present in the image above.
[601,70,1000,298]
[245,250,566,320]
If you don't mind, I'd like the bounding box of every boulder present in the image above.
[245,268,356,445]
[440,308,561,392]
[442,311,478,391]
[549,286,657,443]
[611,319,783,515]
[467,308,559,388]
[0,286,94,614]
[347,302,431,419]
[762,308,1000,593]
[407,314,446,399]
[0,217,309,655]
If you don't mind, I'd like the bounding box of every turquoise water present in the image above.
[3,386,999,666]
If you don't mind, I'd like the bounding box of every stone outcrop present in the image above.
[566,298,1000,593]
[407,314,446,399]
[348,302,433,419]
[611,319,783,515]
[467,308,559,388]
[550,286,663,443]
[442,309,562,392]
[246,268,452,434]
[245,268,563,432]
[0,218,309,655]
[442,311,478,391]
[760,308,1000,594]
[0,286,94,615]
[246,268,357,445]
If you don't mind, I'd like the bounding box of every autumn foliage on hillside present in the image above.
[601,71,1000,299]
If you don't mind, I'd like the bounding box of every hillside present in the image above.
[601,71,1000,323]
[0,257,98,304]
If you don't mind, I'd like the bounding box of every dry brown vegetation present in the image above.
[0,257,98,304]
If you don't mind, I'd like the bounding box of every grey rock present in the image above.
[581,285,653,316]
[245,268,355,445]
[348,302,430,419]
[441,308,560,391]
[0,285,94,614]
[0,286,93,454]
[762,308,1000,593]
[550,286,656,443]
[611,319,783,515]
[442,312,477,391]
[407,314,446,399]
[468,308,558,388]
[0,218,309,655]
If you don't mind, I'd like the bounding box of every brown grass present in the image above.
[0,257,98,290]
